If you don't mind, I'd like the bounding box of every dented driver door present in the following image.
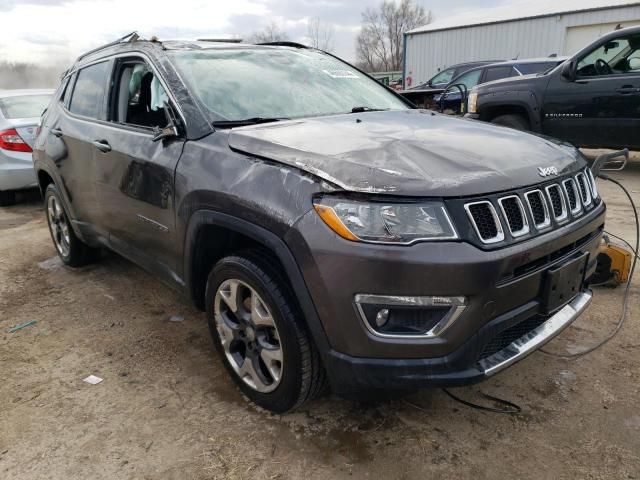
[92,57,185,282]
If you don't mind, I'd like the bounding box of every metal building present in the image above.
[403,0,640,87]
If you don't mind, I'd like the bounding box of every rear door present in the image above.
[53,60,111,234]
[91,56,185,278]
[542,31,640,149]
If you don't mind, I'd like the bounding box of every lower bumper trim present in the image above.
[478,290,592,376]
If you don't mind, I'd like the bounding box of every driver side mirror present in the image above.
[629,57,640,70]
[561,61,577,81]
[152,101,180,142]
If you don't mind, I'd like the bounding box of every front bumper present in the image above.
[0,149,37,191]
[325,291,591,393]
[287,201,605,392]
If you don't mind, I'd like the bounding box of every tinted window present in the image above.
[69,62,109,118]
[0,94,51,119]
[451,69,482,89]
[484,66,514,83]
[59,76,71,105]
[429,67,456,85]
[516,62,559,75]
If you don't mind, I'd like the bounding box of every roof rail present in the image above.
[256,41,308,49]
[197,38,243,43]
[76,31,141,62]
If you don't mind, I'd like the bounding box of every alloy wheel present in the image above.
[47,195,70,258]
[214,279,284,393]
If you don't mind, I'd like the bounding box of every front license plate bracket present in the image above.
[541,252,589,314]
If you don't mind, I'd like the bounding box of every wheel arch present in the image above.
[36,167,54,194]
[479,98,541,132]
[184,210,332,356]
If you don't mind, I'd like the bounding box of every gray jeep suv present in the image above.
[33,34,605,412]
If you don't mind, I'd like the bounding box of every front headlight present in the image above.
[467,90,478,113]
[313,197,458,244]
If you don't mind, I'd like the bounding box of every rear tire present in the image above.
[44,184,99,267]
[205,252,327,413]
[0,190,16,206]
[491,114,529,131]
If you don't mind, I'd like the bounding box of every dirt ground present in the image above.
[1,151,639,480]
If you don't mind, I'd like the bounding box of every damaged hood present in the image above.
[227,109,584,197]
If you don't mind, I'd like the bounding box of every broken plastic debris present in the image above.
[83,375,103,385]
[8,320,37,333]
[168,315,184,322]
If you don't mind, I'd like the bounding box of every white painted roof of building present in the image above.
[407,0,640,34]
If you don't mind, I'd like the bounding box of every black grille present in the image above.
[576,174,591,205]
[479,315,549,360]
[547,185,564,218]
[501,197,524,233]
[468,203,498,240]
[564,180,578,211]
[526,191,547,225]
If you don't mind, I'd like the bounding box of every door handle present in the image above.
[50,128,63,137]
[616,85,637,94]
[92,140,111,153]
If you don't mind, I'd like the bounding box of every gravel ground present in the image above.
[1,151,639,479]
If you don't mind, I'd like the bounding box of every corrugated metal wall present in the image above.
[404,5,640,86]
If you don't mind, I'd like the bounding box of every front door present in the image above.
[93,57,185,280]
[542,31,640,149]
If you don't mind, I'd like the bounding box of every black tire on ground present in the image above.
[0,190,16,206]
[205,252,327,413]
[490,114,530,131]
[44,184,99,267]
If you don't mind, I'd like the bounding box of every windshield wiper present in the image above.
[350,106,389,113]
[212,117,288,128]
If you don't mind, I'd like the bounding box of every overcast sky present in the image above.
[0,0,506,66]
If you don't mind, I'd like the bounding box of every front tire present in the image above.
[205,253,326,412]
[490,113,529,131]
[44,184,99,267]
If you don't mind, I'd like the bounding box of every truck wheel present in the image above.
[44,184,99,267]
[0,190,16,206]
[205,253,326,413]
[491,114,529,131]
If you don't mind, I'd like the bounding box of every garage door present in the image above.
[564,21,640,55]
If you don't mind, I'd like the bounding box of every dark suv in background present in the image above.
[34,34,605,412]
[466,26,640,149]
[432,57,567,114]
[400,60,502,106]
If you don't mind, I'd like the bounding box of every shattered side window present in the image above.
[169,48,408,122]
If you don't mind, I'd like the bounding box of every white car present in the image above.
[0,89,54,205]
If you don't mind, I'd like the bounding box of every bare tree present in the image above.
[249,22,290,43]
[306,17,335,52]
[356,0,432,72]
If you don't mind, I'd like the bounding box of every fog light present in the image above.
[375,309,390,327]
[354,294,467,339]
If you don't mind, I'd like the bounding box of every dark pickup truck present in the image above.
[466,26,640,150]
